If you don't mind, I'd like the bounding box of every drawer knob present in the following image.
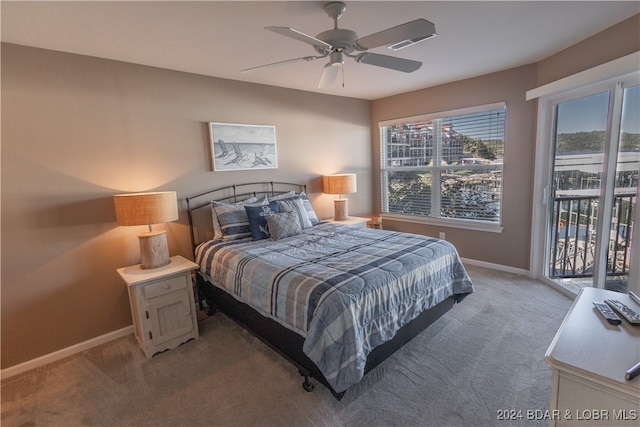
[165,284,171,289]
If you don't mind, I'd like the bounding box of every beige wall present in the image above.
[371,65,539,269]
[536,14,639,86]
[1,43,371,368]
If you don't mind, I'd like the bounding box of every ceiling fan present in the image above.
[242,1,437,88]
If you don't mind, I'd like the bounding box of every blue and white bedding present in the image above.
[195,222,474,393]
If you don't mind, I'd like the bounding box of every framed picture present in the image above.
[209,122,277,171]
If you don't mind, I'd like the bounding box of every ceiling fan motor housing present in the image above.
[315,28,358,54]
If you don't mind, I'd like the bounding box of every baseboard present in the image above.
[461,257,531,277]
[1,325,134,380]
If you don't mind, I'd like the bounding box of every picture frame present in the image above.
[208,122,278,171]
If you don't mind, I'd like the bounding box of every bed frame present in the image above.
[186,182,457,400]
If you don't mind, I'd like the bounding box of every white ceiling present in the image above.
[2,1,638,100]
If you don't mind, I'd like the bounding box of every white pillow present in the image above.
[267,190,296,202]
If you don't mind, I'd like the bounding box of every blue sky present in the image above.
[557,85,639,134]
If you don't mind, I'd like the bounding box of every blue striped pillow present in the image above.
[299,192,320,225]
[212,197,267,241]
[210,196,258,240]
[277,197,312,229]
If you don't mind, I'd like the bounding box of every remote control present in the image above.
[593,301,622,325]
[605,299,640,326]
[629,291,640,306]
[626,361,640,381]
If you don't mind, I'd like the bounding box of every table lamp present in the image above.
[113,191,179,269]
[323,174,357,221]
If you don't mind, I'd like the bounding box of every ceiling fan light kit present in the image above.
[242,1,437,88]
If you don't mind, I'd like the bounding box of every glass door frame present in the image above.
[530,71,640,296]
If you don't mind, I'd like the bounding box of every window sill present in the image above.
[382,213,504,233]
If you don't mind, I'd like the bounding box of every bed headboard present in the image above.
[185,181,307,254]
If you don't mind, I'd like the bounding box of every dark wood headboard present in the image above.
[185,181,307,254]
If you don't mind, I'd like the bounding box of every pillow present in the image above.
[245,202,280,241]
[266,211,302,241]
[299,192,320,225]
[277,197,312,229]
[268,190,296,201]
[210,196,258,240]
[212,197,267,241]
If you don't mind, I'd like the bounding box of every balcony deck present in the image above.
[549,192,634,292]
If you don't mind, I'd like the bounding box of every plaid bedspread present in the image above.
[195,222,474,392]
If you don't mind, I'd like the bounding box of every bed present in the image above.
[186,182,474,399]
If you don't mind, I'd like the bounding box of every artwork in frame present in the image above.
[209,122,278,171]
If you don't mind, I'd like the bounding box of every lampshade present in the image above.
[113,191,179,269]
[323,174,357,221]
[323,174,357,196]
[114,192,179,227]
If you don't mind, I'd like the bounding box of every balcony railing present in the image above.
[549,193,634,279]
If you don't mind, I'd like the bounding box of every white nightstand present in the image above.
[117,255,199,358]
[326,216,370,227]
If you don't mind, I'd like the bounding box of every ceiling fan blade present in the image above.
[355,53,422,73]
[266,26,333,50]
[241,55,323,73]
[318,63,341,88]
[355,19,436,51]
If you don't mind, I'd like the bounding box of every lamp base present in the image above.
[138,230,170,269]
[333,199,349,221]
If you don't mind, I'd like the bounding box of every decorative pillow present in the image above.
[266,211,303,241]
[212,197,267,241]
[299,192,320,225]
[245,202,280,241]
[210,196,258,240]
[277,197,312,229]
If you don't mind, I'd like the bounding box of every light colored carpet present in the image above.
[1,265,573,427]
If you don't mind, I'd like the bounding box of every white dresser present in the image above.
[545,287,640,426]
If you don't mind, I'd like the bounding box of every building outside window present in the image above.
[380,103,506,228]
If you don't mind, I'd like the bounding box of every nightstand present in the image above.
[366,214,383,229]
[326,216,370,227]
[117,255,199,358]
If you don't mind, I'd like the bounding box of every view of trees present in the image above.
[555,131,640,154]
[387,172,432,216]
[387,169,501,221]
[461,135,500,161]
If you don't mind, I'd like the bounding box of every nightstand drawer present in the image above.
[143,275,187,299]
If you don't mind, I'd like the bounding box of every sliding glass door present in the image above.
[544,82,639,291]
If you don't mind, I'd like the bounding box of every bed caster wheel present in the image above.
[204,305,216,316]
[302,380,315,392]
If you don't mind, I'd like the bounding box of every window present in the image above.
[380,103,506,229]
